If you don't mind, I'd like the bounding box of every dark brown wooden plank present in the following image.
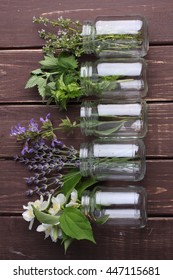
[0,0,173,48]
[0,159,173,215]
[0,103,173,157]
[0,216,172,259]
[1,47,173,102]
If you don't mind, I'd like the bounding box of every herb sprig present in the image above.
[33,16,83,57]
[25,52,84,110]
[11,114,98,252]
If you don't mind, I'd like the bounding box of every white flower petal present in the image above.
[71,189,78,202]
[29,219,34,230]
[55,193,66,206]
[22,209,34,222]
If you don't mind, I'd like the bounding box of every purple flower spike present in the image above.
[10,123,26,136]
[51,138,65,148]
[21,141,29,155]
[40,113,51,123]
[28,118,40,133]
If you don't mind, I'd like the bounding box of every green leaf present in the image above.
[95,121,125,136]
[76,178,97,198]
[62,171,82,198]
[62,232,74,253]
[58,52,78,70]
[95,215,110,224]
[25,75,41,88]
[31,68,43,75]
[59,208,96,243]
[40,54,59,69]
[37,78,47,99]
[32,206,60,225]
[52,226,59,241]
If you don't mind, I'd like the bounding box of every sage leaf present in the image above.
[59,208,96,243]
[32,206,60,225]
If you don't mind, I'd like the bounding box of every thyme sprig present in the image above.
[33,16,83,57]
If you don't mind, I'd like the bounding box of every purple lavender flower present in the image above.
[26,177,35,185]
[40,113,51,123]
[51,138,65,148]
[10,123,26,136]
[26,189,34,196]
[28,118,40,133]
[21,141,29,155]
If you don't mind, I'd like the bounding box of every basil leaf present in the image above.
[32,206,60,225]
[59,208,96,243]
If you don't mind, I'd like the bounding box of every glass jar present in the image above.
[80,139,146,181]
[82,15,149,57]
[80,58,148,98]
[80,100,147,138]
[81,186,147,228]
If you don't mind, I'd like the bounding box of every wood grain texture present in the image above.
[0,159,173,215]
[1,46,173,102]
[0,0,173,48]
[0,103,173,157]
[0,216,173,260]
[0,0,173,261]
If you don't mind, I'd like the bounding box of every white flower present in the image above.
[49,193,66,215]
[66,189,79,207]
[36,223,62,242]
[22,195,50,230]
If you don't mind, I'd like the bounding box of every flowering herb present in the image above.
[22,188,96,252]
[11,114,98,252]
[33,16,83,57]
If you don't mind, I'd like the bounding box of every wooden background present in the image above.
[0,0,173,260]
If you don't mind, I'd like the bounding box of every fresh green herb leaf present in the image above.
[95,215,110,224]
[59,207,96,243]
[31,68,43,75]
[32,206,60,225]
[25,75,41,89]
[62,231,74,253]
[76,178,97,198]
[40,54,59,69]
[95,122,125,136]
[62,171,82,198]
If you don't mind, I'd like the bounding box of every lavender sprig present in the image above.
[11,114,80,197]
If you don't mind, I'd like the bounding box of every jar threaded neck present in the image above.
[82,20,95,54]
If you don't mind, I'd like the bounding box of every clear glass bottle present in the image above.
[80,139,146,181]
[80,100,147,138]
[80,58,148,98]
[82,15,149,57]
[81,186,147,228]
